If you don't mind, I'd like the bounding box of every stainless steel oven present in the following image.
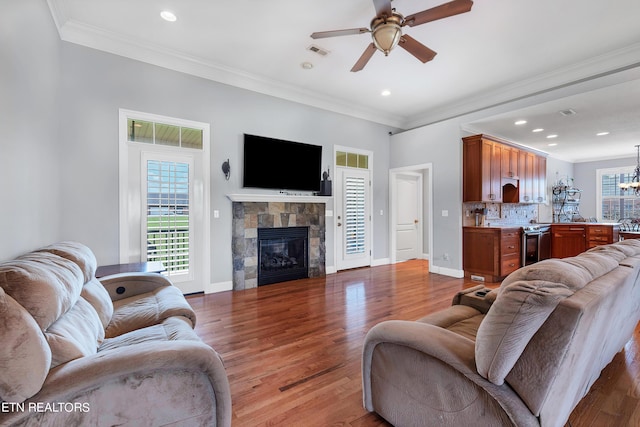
[522,225,551,266]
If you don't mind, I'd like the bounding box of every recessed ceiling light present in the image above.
[160,10,177,22]
[546,134,558,139]
[532,128,544,133]
[548,143,558,147]
[381,90,391,97]
[514,120,527,125]
[596,131,610,136]
[301,62,313,70]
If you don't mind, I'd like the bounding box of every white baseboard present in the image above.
[205,280,233,294]
[325,265,337,275]
[429,265,464,278]
[372,257,390,267]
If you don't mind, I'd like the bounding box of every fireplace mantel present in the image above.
[227,193,330,203]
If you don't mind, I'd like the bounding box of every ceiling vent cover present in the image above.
[307,45,330,56]
[559,108,577,116]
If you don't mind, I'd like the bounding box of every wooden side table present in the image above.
[95,261,166,278]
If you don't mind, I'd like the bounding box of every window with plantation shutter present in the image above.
[345,176,366,255]
[146,160,190,275]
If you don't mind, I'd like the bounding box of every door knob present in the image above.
[414,219,419,224]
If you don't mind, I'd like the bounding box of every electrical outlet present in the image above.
[443,253,450,261]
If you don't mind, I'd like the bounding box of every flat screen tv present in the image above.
[243,134,322,192]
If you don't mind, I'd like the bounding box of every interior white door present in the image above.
[395,173,422,261]
[335,167,371,270]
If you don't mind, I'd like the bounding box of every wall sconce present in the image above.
[221,159,230,180]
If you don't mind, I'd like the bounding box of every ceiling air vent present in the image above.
[559,108,577,116]
[307,45,330,56]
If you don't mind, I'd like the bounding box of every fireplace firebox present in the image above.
[257,226,309,286]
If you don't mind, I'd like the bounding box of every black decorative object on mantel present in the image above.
[319,167,332,196]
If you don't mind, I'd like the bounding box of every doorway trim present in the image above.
[389,163,433,270]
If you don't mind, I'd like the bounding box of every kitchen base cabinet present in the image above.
[551,224,619,258]
[463,227,521,282]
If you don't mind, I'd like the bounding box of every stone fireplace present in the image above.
[231,197,326,290]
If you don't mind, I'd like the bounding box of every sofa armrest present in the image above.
[362,320,538,427]
[452,285,496,313]
[0,341,232,427]
[99,272,174,301]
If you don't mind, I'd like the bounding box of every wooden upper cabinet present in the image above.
[501,146,519,179]
[463,134,547,204]
[463,135,502,202]
[536,156,547,203]
[519,151,535,202]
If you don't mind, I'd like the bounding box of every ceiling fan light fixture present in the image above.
[371,14,404,55]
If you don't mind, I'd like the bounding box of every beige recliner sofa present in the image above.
[0,241,231,426]
[363,239,640,427]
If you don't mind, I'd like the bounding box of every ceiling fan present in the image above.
[310,0,473,72]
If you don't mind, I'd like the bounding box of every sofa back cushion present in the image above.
[37,241,98,284]
[475,252,619,385]
[39,241,114,328]
[0,252,84,330]
[0,249,106,377]
[0,287,52,403]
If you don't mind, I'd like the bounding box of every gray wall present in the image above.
[574,156,635,220]
[2,0,394,288]
[0,0,62,258]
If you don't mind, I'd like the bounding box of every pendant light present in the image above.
[619,145,640,196]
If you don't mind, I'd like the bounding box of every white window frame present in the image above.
[596,165,635,221]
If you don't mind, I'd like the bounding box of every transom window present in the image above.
[336,151,369,169]
[127,118,203,149]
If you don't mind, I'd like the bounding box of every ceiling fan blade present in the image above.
[404,0,473,27]
[398,35,437,63]
[372,0,393,17]
[311,28,370,39]
[351,43,377,72]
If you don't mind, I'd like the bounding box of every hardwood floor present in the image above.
[186,260,640,426]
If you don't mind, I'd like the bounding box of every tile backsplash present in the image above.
[463,203,539,227]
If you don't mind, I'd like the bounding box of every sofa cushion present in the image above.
[99,317,200,353]
[37,241,97,284]
[105,285,196,338]
[45,297,105,368]
[418,305,485,342]
[476,252,620,385]
[0,287,52,403]
[0,252,84,330]
[587,238,640,259]
[82,278,114,328]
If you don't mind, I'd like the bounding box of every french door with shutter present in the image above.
[335,167,372,270]
[119,109,210,294]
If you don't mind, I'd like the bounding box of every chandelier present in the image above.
[619,144,640,196]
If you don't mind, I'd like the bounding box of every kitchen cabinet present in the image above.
[463,134,547,204]
[551,224,619,258]
[463,135,502,202]
[501,146,519,179]
[586,224,619,249]
[463,227,521,282]
[551,224,586,258]
[519,151,535,202]
[535,156,547,203]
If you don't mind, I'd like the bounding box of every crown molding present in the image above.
[401,42,640,130]
[54,18,406,129]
